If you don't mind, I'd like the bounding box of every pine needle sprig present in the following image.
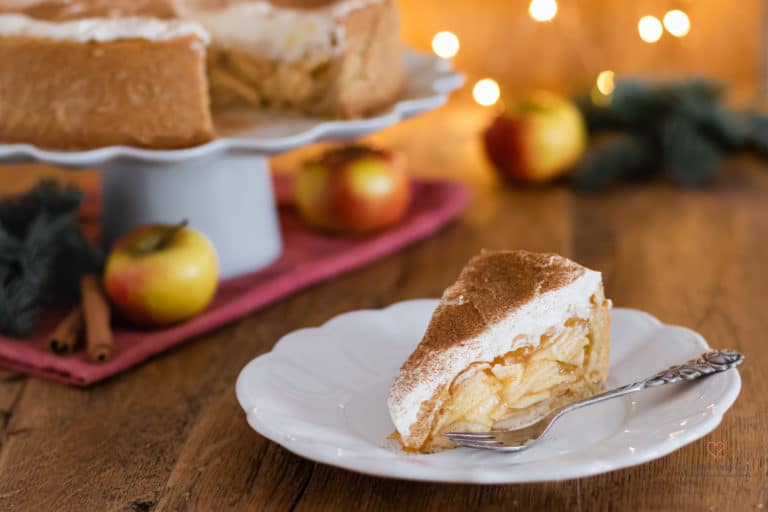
[661,115,722,187]
[0,180,103,337]
[574,78,768,189]
[573,134,655,190]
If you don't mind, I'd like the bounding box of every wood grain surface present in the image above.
[0,99,766,511]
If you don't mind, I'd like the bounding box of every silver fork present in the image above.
[444,349,744,452]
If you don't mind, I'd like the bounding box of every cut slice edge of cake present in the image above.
[387,249,611,453]
[191,0,405,117]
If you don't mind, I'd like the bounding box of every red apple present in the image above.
[103,223,218,326]
[294,145,412,234]
[483,91,587,183]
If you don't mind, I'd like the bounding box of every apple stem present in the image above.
[155,219,189,251]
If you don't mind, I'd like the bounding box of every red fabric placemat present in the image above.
[0,177,470,386]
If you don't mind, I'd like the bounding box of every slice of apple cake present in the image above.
[388,249,611,453]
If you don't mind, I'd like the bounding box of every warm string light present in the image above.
[529,0,558,22]
[459,7,690,110]
[596,70,615,95]
[638,15,663,43]
[473,79,501,107]
[591,70,615,106]
[431,31,460,59]
[663,9,690,37]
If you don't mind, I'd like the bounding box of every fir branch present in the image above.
[609,79,670,128]
[0,225,38,337]
[744,113,768,157]
[572,134,655,190]
[661,115,722,187]
[696,108,752,149]
[575,78,768,189]
[0,181,103,337]
[0,180,83,237]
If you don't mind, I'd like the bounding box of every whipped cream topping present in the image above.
[0,13,210,43]
[0,0,384,58]
[387,265,604,444]
[185,0,382,61]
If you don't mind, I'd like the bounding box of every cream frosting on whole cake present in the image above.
[388,250,612,452]
[0,0,184,23]
[0,0,384,55]
[0,14,210,42]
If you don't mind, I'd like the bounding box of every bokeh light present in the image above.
[529,0,558,22]
[638,15,663,43]
[663,10,691,37]
[596,70,616,95]
[473,79,501,107]
[431,31,460,59]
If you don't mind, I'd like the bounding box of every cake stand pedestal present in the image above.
[0,51,463,278]
[102,153,280,278]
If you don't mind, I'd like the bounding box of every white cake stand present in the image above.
[0,51,463,278]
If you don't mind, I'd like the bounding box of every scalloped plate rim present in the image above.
[235,301,742,483]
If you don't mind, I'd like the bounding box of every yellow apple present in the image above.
[294,145,412,234]
[103,223,218,326]
[483,91,587,183]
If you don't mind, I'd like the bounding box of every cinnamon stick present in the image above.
[47,306,84,354]
[80,274,113,363]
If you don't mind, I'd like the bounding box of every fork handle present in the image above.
[557,349,744,416]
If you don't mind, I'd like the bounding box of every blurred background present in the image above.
[399,0,762,99]
[272,0,766,185]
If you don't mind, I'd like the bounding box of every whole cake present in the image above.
[0,0,404,149]
[388,250,612,453]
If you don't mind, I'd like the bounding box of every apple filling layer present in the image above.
[422,318,604,452]
[207,47,337,113]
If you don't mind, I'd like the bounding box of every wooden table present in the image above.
[0,98,765,511]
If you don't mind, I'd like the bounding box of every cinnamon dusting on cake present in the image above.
[403,251,583,372]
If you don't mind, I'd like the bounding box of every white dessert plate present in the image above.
[235,300,742,483]
[0,49,464,167]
